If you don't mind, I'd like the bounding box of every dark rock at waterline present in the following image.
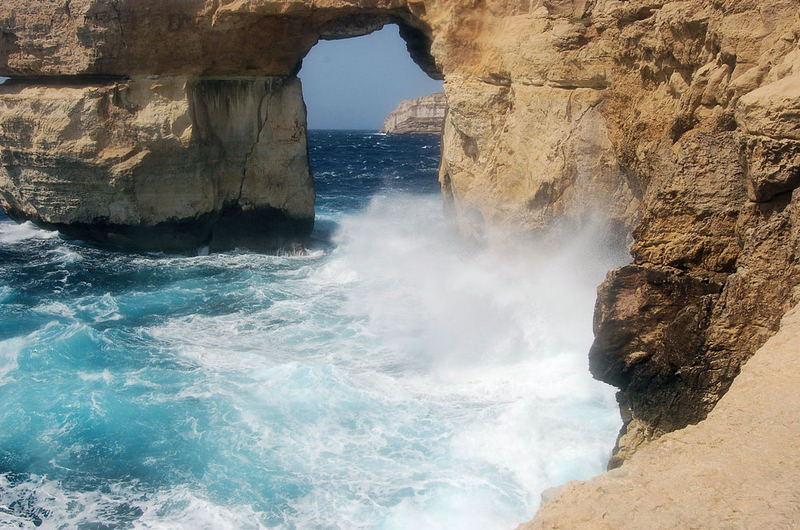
[4,204,314,253]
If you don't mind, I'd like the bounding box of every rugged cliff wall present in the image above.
[0,76,313,250]
[380,92,447,134]
[526,302,800,528]
[2,0,800,505]
[429,0,800,471]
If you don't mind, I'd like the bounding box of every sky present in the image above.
[299,24,443,130]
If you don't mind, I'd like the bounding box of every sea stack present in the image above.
[380,92,447,134]
[0,76,315,252]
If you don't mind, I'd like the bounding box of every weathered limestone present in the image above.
[0,0,430,78]
[736,75,800,201]
[440,81,634,240]
[380,92,447,134]
[524,302,800,528]
[0,76,313,251]
[0,0,441,251]
[580,1,800,465]
[426,0,800,479]
[423,0,800,467]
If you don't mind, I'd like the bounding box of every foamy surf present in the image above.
[0,131,623,528]
[0,475,267,530]
[0,221,58,244]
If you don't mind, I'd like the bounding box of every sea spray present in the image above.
[0,132,623,528]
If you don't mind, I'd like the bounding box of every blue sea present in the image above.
[0,131,621,529]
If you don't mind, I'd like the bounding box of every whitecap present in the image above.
[0,285,13,303]
[0,221,58,244]
[32,301,76,320]
[0,474,267,529]
[75,293,123,323]
[0,337,25,385]
[77,369,114,384]
[47,246,83,264]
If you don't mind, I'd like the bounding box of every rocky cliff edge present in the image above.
[0,76,314,251]
[380,92,447,134]
[525,300,800,528]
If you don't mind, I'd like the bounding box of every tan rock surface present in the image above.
[430,0,800,466]
[0,76,314,250]
[0,0,432,78]
[380,92,446,134]
[524,301,800,529]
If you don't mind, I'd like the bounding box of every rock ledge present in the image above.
[380,92,447,135]
[524,302,800,528]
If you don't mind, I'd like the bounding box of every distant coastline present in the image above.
[380,93,447,135]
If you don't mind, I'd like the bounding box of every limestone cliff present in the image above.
[2,2,800,521]
[524,301,800,528]
[0,76,313,251]
[380,92,447,134]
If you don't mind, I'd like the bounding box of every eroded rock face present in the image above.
[2,0,800,478]
[380,92,447,134]
[525,302,800,529]
[428,0,800,466]
[0,0,440,252]
[427,0,799,469]
[578,1,800,465]
[0,76,313,251]
[0,0,435,78]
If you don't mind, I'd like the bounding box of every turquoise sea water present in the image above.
[0,131,621,528]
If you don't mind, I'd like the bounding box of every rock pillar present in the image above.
[0,75,314,251]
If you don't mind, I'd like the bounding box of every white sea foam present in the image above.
[0,474,267,530]
[0,285,12,303]
[0,221,58,244]
[47,246,83,264]
[0,337,25,386]
[78,369,114,384]
[0,191,623,528]
[75,292,123,323]
[32,301,76,319]
[134,193,624,528]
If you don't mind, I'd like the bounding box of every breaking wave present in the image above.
[0,132,622,528]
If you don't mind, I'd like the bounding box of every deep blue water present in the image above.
[0,131,620,529]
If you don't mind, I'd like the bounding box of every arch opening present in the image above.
[304,14,442,81]
[299,23,443,131]
[295,23,445,236]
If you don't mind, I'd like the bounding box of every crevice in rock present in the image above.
[397,20,441,81]
[238,81,272,205]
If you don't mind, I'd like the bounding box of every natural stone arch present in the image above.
[3,0,800,478]
[0,1,439,79]
[0,1,440,251]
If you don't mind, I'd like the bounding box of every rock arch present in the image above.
[0,0,439,251]
[2,0,800,474]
